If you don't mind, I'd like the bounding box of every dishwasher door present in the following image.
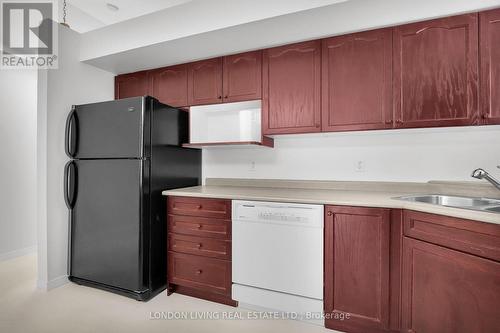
[232,200,324,300]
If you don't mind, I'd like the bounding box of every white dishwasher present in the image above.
[232,200,324,317]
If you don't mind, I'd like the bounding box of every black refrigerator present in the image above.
[64,96,201,301]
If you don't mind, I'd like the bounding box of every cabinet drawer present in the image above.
[168,233,231,260]
[168,252,231,296]
[403,210,500,262]
[168,196,231,219]
[168,214,230,239]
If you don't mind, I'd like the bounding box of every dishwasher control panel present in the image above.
[233,201,324,227]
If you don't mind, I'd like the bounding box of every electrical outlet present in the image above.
[355,160,366,172]
[249,161,256,172]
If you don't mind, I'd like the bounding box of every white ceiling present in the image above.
[67,0,193,31]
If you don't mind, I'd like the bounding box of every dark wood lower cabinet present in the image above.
[166,196,236,306]
[325,208,500,333]
[324,206,392,333]
[164,196,500,332]
[168,251,232,296]
[401,237,500,333]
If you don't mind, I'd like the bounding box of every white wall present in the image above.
[203,126,500,183]
[37,24,114,290]
[0,70,38,261]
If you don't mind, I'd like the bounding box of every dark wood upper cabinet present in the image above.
[262,41,322,134]
[188,58,223,106]
[324,206,391,333]
[322,29,393,132]
[394,14,479,128]
[149,64,188,107]
[401,237,500,333]
[480,8,500,125]
[115,71,148,99]
[223,51,262,103]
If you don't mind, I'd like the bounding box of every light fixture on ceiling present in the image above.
[106,3,120,12]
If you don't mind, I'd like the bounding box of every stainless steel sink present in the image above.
[394,194,500,213]
[485,206,500,213]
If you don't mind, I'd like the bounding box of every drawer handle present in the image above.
[327,211,333,216]
[195,269,202,275]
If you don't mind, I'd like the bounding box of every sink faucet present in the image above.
[471,166,500,191]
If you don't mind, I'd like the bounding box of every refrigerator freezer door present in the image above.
[68,97,150,159]
[69,159,149,293]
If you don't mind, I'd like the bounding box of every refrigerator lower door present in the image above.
[69,159,150,295]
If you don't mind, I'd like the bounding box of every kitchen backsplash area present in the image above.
[202,125,500,183]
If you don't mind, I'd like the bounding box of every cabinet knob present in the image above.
[224,96,228,99]
[196,243,202,249]
[218,96,222,99]
[196,205,202,209]
[481,114,488,119]
[327,211,333,216]
[196,224,202,229]
[385,119,393,125]
[195,270,202,275]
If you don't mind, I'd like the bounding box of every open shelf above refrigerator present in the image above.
[185,100,273,148]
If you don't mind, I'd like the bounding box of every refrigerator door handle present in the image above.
[64,161,77,209]
[65,106,78,157]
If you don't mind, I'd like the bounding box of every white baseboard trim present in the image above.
[0,245,36,262]
[37,275,69,291]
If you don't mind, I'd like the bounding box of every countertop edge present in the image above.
[162,187,500,226]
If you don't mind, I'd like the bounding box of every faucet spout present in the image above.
[471,168,500,191]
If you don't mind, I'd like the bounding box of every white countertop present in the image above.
[162,182,500,225]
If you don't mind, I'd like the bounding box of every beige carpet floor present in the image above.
[0,255,335,333]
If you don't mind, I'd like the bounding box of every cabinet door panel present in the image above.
[263,41,321,134]
[223,51,262,103]
[480,8,500,124]
[322,29,393,132]
[325,206,391,333]
[394,14,479,128]
[149,65,188,107]
[188,58,223,106]
[401,237,500,333]
[115,71,148,99]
